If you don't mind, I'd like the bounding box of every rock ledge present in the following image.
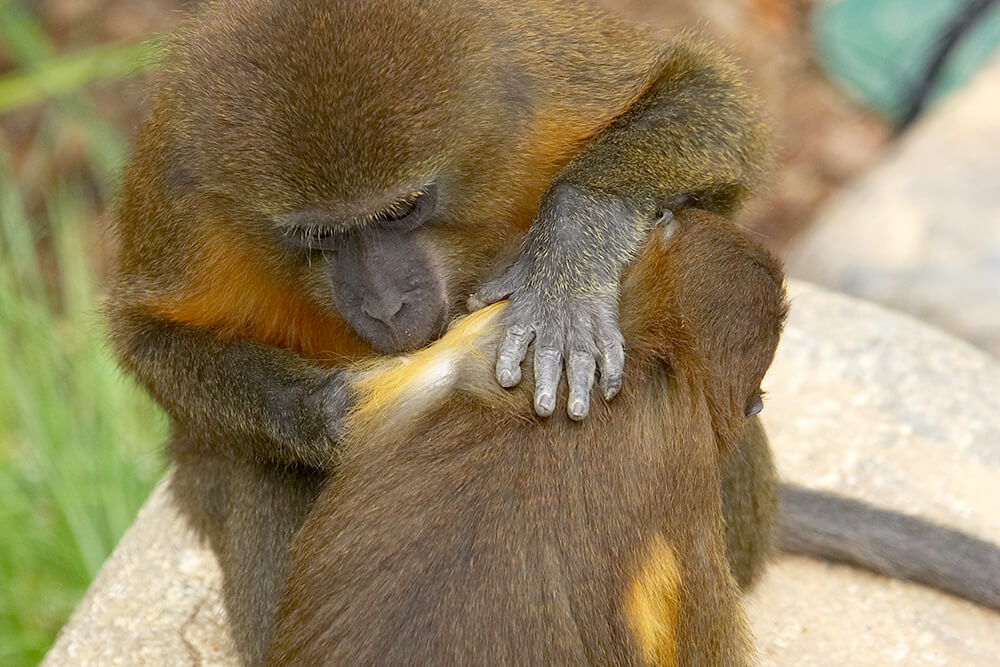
[44,282,1000,666]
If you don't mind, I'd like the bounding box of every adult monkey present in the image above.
[107,0,1000,663]
[109,1,766,661]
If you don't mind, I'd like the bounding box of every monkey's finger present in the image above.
[567,350,596,420]
[533,342,562,417]
[468,258,530,311]
[598,340,624,401]
[595,314,624,401]
[496,324,533,388]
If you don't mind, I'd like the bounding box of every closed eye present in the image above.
[285,224,342,251]
[366,186,436,232]
[370,193,421,224]
[308,226,337,239]
[277,184,437,252]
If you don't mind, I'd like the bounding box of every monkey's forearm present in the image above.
[476,34,769,417]
[109,307,350,469]
[533,35,769,282]
[559,34,770,217]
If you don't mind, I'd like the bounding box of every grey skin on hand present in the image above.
[470,183,652,420]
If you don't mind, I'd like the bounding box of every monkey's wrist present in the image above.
[302,372,355,467]
[528,182,648,275]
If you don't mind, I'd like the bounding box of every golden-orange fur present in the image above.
[146,225,371,363]
[349,302,512,439]
[626,536,682,667]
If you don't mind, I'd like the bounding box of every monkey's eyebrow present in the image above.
[275,183,438,230]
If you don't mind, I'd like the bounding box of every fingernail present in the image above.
[569,399,586,420]
[498,369,512,386]
[603,385,619,401]
[536,393,554,416]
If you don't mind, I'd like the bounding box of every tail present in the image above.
[778,484,1000,612]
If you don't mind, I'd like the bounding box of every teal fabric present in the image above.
[812,0,1000,121]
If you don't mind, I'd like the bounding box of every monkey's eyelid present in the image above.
[288,225,339,241]
[275,208,351,236]
[364,186,436,230]
[368,195,420,223]
[277,185,436,249]
[276,223,345,254]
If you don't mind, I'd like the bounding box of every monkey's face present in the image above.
[159,0,530,354]
[276,186,455,354]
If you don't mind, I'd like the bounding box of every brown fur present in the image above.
[721,416,779,590]
[266,210,788,665]
[111,1,765,358]
[107,2,772,663]
[107,6,1000,658]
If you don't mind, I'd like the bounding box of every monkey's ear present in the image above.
[654,209,680,241]
[744,390,763,418]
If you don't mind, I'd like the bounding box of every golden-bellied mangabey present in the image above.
[106,3,771,659]
[266,208,788,666]
[108,2,1000,661]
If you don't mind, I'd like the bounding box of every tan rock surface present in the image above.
[786,55,1000,357]
[44,282,1000,665]
[749,281,1000,666]
[40,480,236,667]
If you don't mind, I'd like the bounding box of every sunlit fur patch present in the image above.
[348,302,508,434]
[625,535,681,667]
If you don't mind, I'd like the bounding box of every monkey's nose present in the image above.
[361,291,405,324]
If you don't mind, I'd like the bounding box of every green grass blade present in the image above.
[0,40,161,113]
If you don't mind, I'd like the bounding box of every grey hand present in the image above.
[468,183,678,419]
[469,250,625,421]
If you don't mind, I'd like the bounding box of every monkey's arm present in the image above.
[109,306,350,469]
[474,34,768,419]
[558,35,769,215]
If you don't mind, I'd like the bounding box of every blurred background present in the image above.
[0,0,997,663]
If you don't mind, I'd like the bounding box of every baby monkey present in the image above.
[266,209,787,666]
